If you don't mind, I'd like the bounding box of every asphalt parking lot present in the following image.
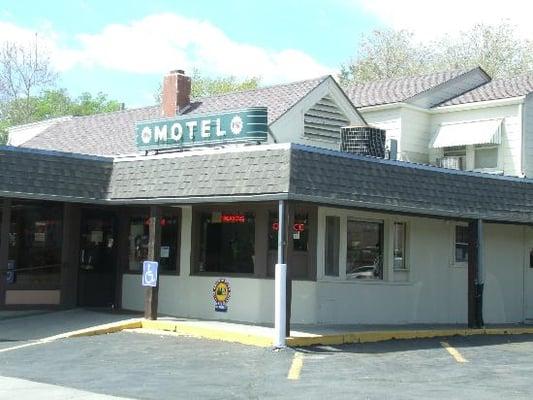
[1,312,533,399]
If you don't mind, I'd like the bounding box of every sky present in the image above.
[1,0,532,108]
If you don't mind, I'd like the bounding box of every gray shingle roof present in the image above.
[439,72,533,106]
[20,76,327,157]
[0,146,113,202]
[108,147,290,201]
[343,69,469,107]
[289,145,533,223]
[2,144,533,224]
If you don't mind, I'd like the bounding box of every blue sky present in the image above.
[0,0,531,107]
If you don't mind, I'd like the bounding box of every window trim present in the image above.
[318,208,410,282]
[392,221,409,271]
[124,208,181,275]
[451,223,468,268]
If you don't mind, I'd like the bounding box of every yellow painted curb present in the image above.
[140,320,273,347]
[63,318,533,349]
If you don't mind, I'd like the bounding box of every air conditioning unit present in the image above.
[437,156,465,170]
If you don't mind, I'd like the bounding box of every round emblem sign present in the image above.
[213,279,231,312]
[230,115,243,135]
[141,127,152,144]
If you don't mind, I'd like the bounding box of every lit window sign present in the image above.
[293,223,305,232]
[221,214,246,223]
[271,222,306,232]
[135,107,268,151]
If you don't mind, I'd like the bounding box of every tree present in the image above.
[154,69,261,104]
[190,69,260,98]
[0,35,57,123]
[340,21,533,85]
[340,29,428,84]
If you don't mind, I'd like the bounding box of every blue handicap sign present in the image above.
[142,261,158,287]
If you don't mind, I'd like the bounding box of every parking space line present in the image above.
[0,339,51,354]
[440,341,468,363]
[287,352,304,380]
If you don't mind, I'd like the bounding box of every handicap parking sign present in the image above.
[142,261,158,287]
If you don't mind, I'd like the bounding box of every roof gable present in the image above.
[343,68,489,108]
[439,72,533,106]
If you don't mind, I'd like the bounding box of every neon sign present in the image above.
[221,214,246,223]
[271,222,306,232]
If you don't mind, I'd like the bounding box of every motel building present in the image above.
[3,69,533,343]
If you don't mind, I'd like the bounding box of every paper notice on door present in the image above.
[160,246,170,258]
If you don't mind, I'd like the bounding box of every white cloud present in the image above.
[356,0,533,40]
[0,14,334,83]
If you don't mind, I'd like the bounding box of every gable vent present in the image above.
[304,95,350,142]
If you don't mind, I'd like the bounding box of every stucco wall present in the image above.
[121,205,528,326]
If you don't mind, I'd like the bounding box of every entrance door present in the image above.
[524,227,533,320]
[78,210,118,307]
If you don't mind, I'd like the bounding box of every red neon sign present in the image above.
[293,223,305,232]
[271,222,305,232]
[221,214,246,223]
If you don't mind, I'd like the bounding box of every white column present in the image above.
[274,200,287,348]
[274,263,287,348]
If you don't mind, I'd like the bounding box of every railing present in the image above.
[0,264,62,274]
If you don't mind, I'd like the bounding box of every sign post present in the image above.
[144,206,161,320]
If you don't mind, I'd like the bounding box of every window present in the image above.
[393,222,406,269]
[455,225,469,263]
[198,211,255,273]
[325,216,340,276]
[474,145,498,169]
[292,213,309,252]
[8,201,63,286]
[346,220,383,280]
[128,214,179,272]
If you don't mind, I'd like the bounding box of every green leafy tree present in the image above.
[154,69,261,104]
[70,92,122,116]
[190,69,260,98]
[340,21,533,85]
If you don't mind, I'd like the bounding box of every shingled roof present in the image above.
[439,72,533,106]
[19,76,327,157]
[2,144,533,224]
[343,69,470,107]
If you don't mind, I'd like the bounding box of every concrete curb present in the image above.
[286,327,533,347]
[141,320,273,347]
[52,319,533,349]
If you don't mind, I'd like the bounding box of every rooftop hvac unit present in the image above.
[438,156,465,170]
[340,126,386,158]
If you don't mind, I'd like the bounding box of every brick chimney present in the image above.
[161,69,191,117]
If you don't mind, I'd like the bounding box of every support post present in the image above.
[468,219,484,328]
[274,200,287,348]
[144,206,161,320]
[0,199,11,307]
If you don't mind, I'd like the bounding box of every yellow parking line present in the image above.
[440,341,468,363]
[287,352,304,380]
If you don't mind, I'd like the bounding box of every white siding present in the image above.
[360,107,402,157]
[430,104,523,176]
[270,78,365,150]
[400,107,431,163]
[522,93,533,177]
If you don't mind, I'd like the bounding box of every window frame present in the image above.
[318,208,410,282]
[392,221,409,271]
[124,207,181,275]
[451,223,469,268]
